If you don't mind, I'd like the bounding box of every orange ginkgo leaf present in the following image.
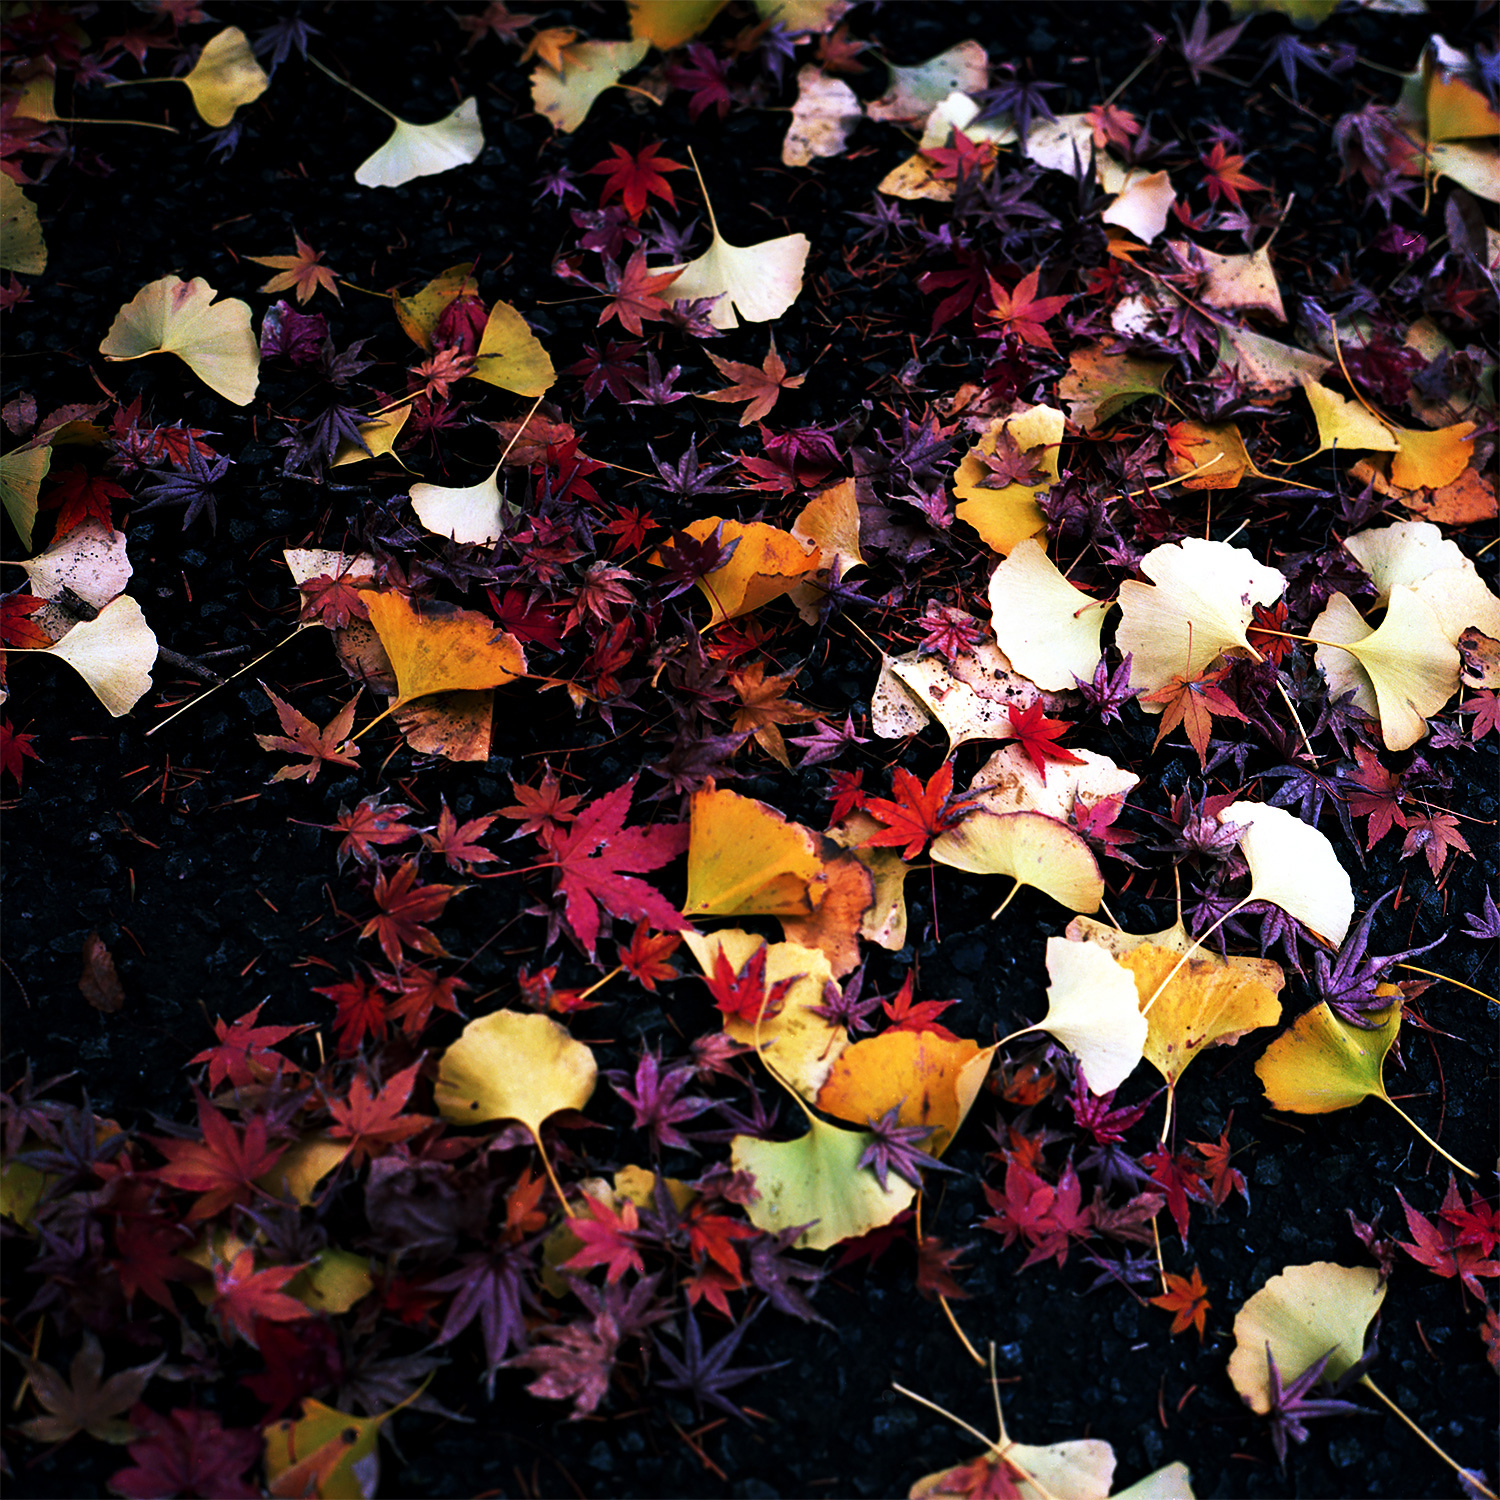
[700,335,806,425]
[248,235,341,304]
[364,591,527,708]
[660,518,821,627]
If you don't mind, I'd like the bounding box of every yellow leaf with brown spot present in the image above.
[365,592,526,706]
[780,851,875,978]
[684,785,827,918]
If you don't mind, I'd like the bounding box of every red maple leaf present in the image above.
[1400,811,1471,879]
[985,268,1072,351]
[979,1160,1093,1268]
[1,718,42,785]
[1459,690,1500,740]
[1342,744,1407,849]
[297,571,372,629]
[1199,142,1265,208]
[151,1095,284,1222]
[541,778,688,957]
[1150,1266,1211,1339]
[256,689,361,785]
[111,1214,196,1311]
[702,943,796,1026]
[826,768,866,825]
[1188,1122,1249,1210]
[1005,698,1087,777]
[325,1059,432,1167]
[322,796,420,868]
[588,141,686,219]
[314,974,388,1056]
[926,128,994,181]
[881,973,959,1040]
[915,1235,972,1301]
[498,767,582,837]
[563,1195,646,1284]
[685,1204,756,1277]
[384,964,468,1038]
[599,250,682,337]
[618,920,680,991]
[1397,1181,1500,1301]
[862,761,964,861]
[1141,1146,1212,1247]
[421,802,500,871]
[1440,1175,1500,1256]
[41,464,130,535]
[360,860,457,968]
[1,592,50,649]
[188,1002,307,1090]
[108,1407,262,1500]
[212,1248,309,1345]
[240,1318,343,1422]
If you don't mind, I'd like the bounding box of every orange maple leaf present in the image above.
[248,234,341,304]
[986,268,1071,351]
[1140,662,1248,768]
[1199,142,1265,209]
[862,761,963,861]
[1150,1266,1211,1339]
[700,335,806,426]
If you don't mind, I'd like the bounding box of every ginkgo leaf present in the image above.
[290,1248,374,1317]
[783,65,861,166]
[408,462,507,546]
[0,443,52,550]
[365,591,526,705]
[628,0,727,48]
[1167,239,1285,320]
[1343,520,1500,642]
[1309,587,1460,753]
[664,517,821,626]
[1116,537,1286,703]
[1388,421,1475,491]
[952,404,1062,555]
[181,27,269,128]
[470,298,555,396]
[332,404,411,467]
[865,41,989,124]
[987,538,1109,690]
[791,478,864,577]
[531,39,650,133]
[817,1029,995,1155]
[20,520,131,608]
[46,594,157,716]
[968,744,1139,823]
[354,97,484,189]
[435,1009,597,1137]
[778,852,874,978]
[1218,800,1354,946]
[876,634,1039,753]
[1057,345,1171,431]
[684,785,826,918]
[1256,995,1402,1116]
[732,1114,916,1251]
[1021,937,1148,1095]
[1215,323,1330,396]
[0,175,46,276]
[1101,168,1176,244]
[1299,378,1399,456]
[931,809,1104,917]
[1227,1262,1385,1415]
[1425,64,1500,141]
[394,262,481,350]
[100,276,259,407]
[1164,419,1253,490]
[263,1398,396,1500]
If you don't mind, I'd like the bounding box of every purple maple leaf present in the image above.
[429,1243,539,1395]
[1075,653,1134,723]
[1461,888,1500,941]
[1264,1346,1365,1468]
[654,1306,786,1420]
[610,1051,713,1153]
[789,714,869,768]
[1311,890,1443,1028]
[858,1107,955,1193]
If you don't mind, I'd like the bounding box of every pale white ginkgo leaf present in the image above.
[47,595,157,717]
[355,97,485,188]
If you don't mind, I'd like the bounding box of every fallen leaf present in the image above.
[930,809,1104,917]
[79,931,126,1014]
[332,404,411,468]
[1102,168,1176,244]
[531,39,650,133]
[46,594,158,716]
[865,41,988,124]
[1388,421,1475,492]
[18,1332,158,1446]
[684,784,827,918]
[783,64,861,166]
[470,298,555,396]
[354,97,485,189]
[988,538,1109,689]
[1022,937,1148,1095]
[778,850,875,977]
[264,1398,395,1500]
[1299,378,1399,457]
[180,27,269,128]
[967,743,1138,823]
[0,175,45,276]
[408,461,508,546]
[1256,993,1404,1116]
[249,235,341,304]
[365,591,527,705]
[1164,418,1252,490]
[1219,800,1354,946]
[700,335,805,425]
[1058,345,1170,431]
[0,443,50,549]
[873,631,1040,753]
[627,0,727,49]
[952,404,1062,554]
[663,517,820,626]
[1168,239,1285,320]
[19,520,131,608]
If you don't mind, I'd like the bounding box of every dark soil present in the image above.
[2,3,1496,1499]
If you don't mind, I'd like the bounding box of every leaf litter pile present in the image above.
[1,2,1497,1497]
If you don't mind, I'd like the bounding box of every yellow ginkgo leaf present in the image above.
[0,175,46,276]
[683,785,826,918]
[332,404,411,468]
[987,537,1109,690]
[874,634,1039,753]
[1388,421,1475,491]
[408,463,507,546]
[1218,800,1354,946]
[1116,537,1286,703]
[1101,169,1176,244]
[1168,239,1285,321]
[470,299,554,396]
[952,403,1062,554]
[434,1009,597,1137]
[1215,323,1330,396]
[930,809,1104,917]
[865,41,989,124]
[531,39,650,133]
[659,517,820,626]
[0,442,51,550]
[817,1029,994,1155]
[628,0,727,48]
[1227,1263,1386,1416]
[47,595,157,717]
[791,478,863,576]
[1425,67,1500,141]
[1344,520,1464,604]
[658,197,810,330]
[1429,140,1500,202]
[1024,937,1148,1095]
[1299,378,1399,456]
[289,1249,373,1317]
[355,97,484,189]
[365,591,526,705]
[99,275,260,407]
[257,1136,350,1209]
[1164,419,1253,490]
[393,263,480,350]
[181,27,269,128]
[264,1397,395,1500]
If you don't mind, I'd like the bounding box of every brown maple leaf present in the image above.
[1141,662,1248,768]
[1400,810,1472,879]
[17,1332,161,1445]
[297,569,373,629]
[254,686,360,783]
[728,660,822,768]
[700,336,806,426]
[248,235,340,304]
[599,250,682,337]
[520,24,577,72]
[974,429,1047,489]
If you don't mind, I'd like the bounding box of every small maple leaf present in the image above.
[588,141,685,220]
[1399,810,1472,879]
[1188,1122,1249,1209]
[297,569,372,629]
[1141,663,1248,769]
[881,972,960,1040]
[975,429,1048,489]
[564,1194,647,1284]
[599,250,682,337]
[985,268,1071,351]
[325,1058,431,1167]
[1005,699,1087,777]
[1396,1180,1500,1301]
[151,1094,284,1222]
[188,1002,306,1090]
[111,1216,195,1312]
[703,943,797,1026]
[248,234,340,304]
[421,802,500,871]
[361,861,457,968]
[700,335,806,426]
[40,464,130,535]
[1150,1266,1211,1339]
[618,920,680,991]
[1,718,42,785]
[862,762,964,861]
[729,660,822,768]
[255,686,360,784]
[917,602,988,664]
[521,24,578,72]
[454,1,538,50]
[322,796,420,868]
[926,128,996,182]
[384,964,468,1037]
[1,591,50,649]
[212,1248,309,1345]
[1340,744,1407,848]
[859,1108,951,1192]
[1199,142,1265,209]
[17,1332,160,1445]
[1085,103,1140,149]
[499,768,583,838]
[915,1235,973,1302]
[315,974,388,1056]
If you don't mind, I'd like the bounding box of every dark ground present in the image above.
[2,2,1497,1497]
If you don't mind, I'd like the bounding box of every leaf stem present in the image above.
[990,879,1022,920]
[685,146,722,242]
[915,1197,985,1367]
[1359,1376,1495,1497]
[1397,963,1496,1004]
[305,54,399,120]
[529,1126,576,1218]
[146,623,313,737]
[1139,895,1252,1015]
[1377,1095,1477,1178]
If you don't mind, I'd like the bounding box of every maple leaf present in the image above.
[985,268,1071,352]
[1400,811,1471,879]
[1188,1123,1249,1210]
[385,964,468,1037]
[510,1311,621,1418]
[1005,699,1087,778]
[980,1160,1094,1268]
[1,591,50,649]
[656,1306,786,1421]
[108,1406,261,1500]
[1141,663,1249,769]
[521,24,577,71]
[565,1194,647,1284]
[1140,1147,1211,1247]
[1150,1266,1211,1339]
[882,973,960,1040]
[255,688,360,782]
[188,1001,306,1090]
[454,1,537,50]
[1397,1181,1500,1301]
[321,796,420,869]
[703,943,796,1026]
[151,1094,284,1221]
[825,767,866,824]
[859,1108,952,1193]
[1340,744,1407,849]
[430,1244,539,1394]
[1458,690,1500,740]
[700,335,806,426]
[17,1332,161,1445]
[927,128,997,183]
[665,43,733,122]
[1174,6,1249,85]
[500,770,582,838]
[40,464,130,535]
[588,141,685,220]
[612,1050,711,1152]
[112,1214,195,1311]
[1199,142,1265,209]
[297,569,372,629]
[541,779,689,958]
[212,1247,309,1345]
[861,761,964,861]
[618,921,680,991]
[1085,103,1140,149]
[325,1058,431,1167]
[315,974,388,1056]
[1,718,42,785]
[421,802,500,871]
[1263,1347,1365,1469]
[248,234,340,304]
[240,1317,342,1420]
[361,860,457,968]
[916,1235,972,1302]
[729,660,822,768]
[599,249,681,337]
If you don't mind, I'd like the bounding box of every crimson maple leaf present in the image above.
[1141,1146,1212,1247]
[979,1160,1093,1268]
[188,1001,307,1090]
[499,767,582,837]
[861,761,964,860]
[1199,142,1265,208]
[618,920,680,991]
[1400,810,1472,879]
[588,141,685,219]
[321,795,420,868]
[1005,699,1087,777]
[926,128,995,181]
[1140,663,1248,769]
[541,778,688,957]
[255,687,361,784]
[686,1204,757,1277]
[384,964,468,1037]
[212,1247,309,1345]
[151,1094,284,1221]
[915,1235,972,1301]
[40,464,130,535]
[564,1194,646,1283]
[361,861,457,968]
[985,268,1071,351]
[325,1058,431,1167]
[315,973,388,1056]
[108,1406,262,1500]
[881,973,960,1040]
[111,1215,195,1311]
[1150,1266,1211,1339]
[297,570,372,629]
[1342,744,1407,848]
[1,591,50,649]
[248,234,341,304]
[421,802,500,871]
[599,249,681,337]
[702,942,796,1025]
[1397,1181,1500,1301]
[1,718,42,785]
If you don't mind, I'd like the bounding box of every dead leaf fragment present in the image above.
[79,932,125,1014]
[783,65,861,166]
